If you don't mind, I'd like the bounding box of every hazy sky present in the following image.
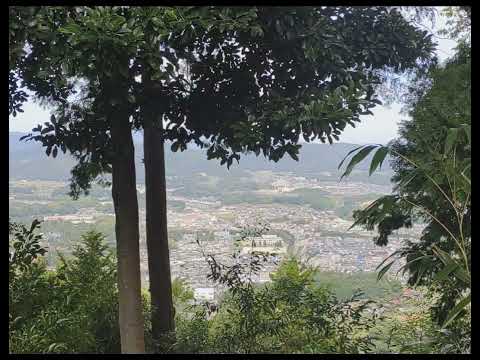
[9,8,458,144]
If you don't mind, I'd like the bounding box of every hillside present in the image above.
[9,132,393,182]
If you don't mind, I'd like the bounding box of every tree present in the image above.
[338,41,470,349]
[10,7,146,352]
[55,231,120,353]
[12,6,436,351]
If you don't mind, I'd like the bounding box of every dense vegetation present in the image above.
[9,5,469,354]
[338,8,471,353]
[10,221,461,354]
[9,222,122,353]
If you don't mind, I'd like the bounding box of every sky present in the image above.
[9,8,458,145]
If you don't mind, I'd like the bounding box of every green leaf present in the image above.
[377,260,395,281]
[286,146,299,161]
[369,146,389,176]
[58,23,82,35]
[398,171,418,189]
[452,266,470,286]
[442,294,470,328]
[396,255,429,276]
[433,262,457,282]
[340,145,378,180]
[432,246,455,266]
[250,25,263,37]
[432,246,470,285]
[29,219,41,233]
[337,145,364,170]
[375,251,400,271]
[48,343,59,352]
[61,62,70,74]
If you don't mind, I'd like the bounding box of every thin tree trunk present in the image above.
[111,109,146,353]
[143,114,175,349]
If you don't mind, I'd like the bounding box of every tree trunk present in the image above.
[111,109,146,353]
[143,115,175,349]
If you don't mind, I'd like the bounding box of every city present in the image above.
[10,170,422,302]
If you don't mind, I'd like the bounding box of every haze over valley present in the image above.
[10,132,421,298]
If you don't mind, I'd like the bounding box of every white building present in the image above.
[272,180,290,192]
[194,287,215,302]
[252,234,282,247]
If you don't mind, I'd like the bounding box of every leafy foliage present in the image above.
[338,42,470,348]
[9,221,122,353]
[181,223,382,354]
[11,6,435,196]
[11,220,466,354]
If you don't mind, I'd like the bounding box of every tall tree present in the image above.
[10,7,147,352]
[13,6,436,350]
[11,6,257,351]
[137,7,435,346]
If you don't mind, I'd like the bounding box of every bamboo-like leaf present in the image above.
[452,266,470,286]
[377,260,395,281]
[432,246,454,266]
[29,219,41,233]
[375,251,400,271]
[347,196,387,231]
[340,145,379,180]
[19,133,31,141]
[397,171,418,189]
[433,262,458,282]
[369,146,389,176]
[395,255,429,276]
[442,294,470,328]
[337,145,365,170]
[414,261,429,287]
[432,246,470,285]
[461,169,471,186]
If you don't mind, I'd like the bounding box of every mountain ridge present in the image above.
[9,132,392,181]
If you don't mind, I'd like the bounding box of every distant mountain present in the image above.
[9,132,392,182]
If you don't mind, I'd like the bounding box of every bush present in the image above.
[172,224,382,354]
[9,220,121,353]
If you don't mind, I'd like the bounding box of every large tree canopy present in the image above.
[13,6,435,194]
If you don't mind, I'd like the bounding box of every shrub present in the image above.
[9,220,121,353]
